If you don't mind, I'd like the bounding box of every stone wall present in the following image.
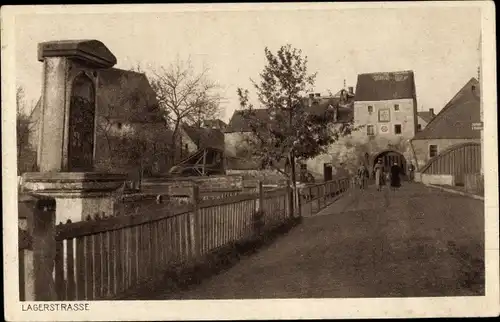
[226,169,287,186]
[225,132,251,158]
[141,175,244,195]
[421,174,455,186]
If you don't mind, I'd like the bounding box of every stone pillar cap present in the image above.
[38,39,117,68]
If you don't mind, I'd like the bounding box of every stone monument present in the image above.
[21,40,127,223]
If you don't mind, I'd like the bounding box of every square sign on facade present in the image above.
[378,108,391,122]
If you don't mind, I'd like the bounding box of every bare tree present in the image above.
[16,86,38,174]
[148,58,223,162]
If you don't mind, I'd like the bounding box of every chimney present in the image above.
[348,86,354,95]
[429,108,434,116]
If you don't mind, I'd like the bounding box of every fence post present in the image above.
[189,185,200,259]
[296,185,302,218]
[253,181,264,236]
[286,184,293,218]
[20,196,57,301]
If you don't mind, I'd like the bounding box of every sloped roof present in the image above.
[203,119,227,129]
[225,95,354,133]
[182,125,225,150]
[355,70,416,101]
[97,68,163,123]
[412,78,480,140]
[417,111,435,123]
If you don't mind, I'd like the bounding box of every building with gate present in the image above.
[410,77,481,185]
[305,71,418,177]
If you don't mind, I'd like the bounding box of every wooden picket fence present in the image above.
[299,176,352,217]
[19,177,352,301]
[51,185,293,301]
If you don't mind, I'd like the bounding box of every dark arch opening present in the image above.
[67,73,96,172]
[372,149,407,176]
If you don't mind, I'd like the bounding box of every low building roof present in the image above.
[412,78,480,140]
[225,95,354,133]
[417,111,435,123]
[182,125,225,151]
[98,68,164,124]
[355,70,416,101]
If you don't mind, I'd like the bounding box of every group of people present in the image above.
[356,159,414,191]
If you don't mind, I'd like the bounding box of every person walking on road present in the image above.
[408,163,415,182]
[390,162,402,191]
[374,159,385,191]
[357,163,368,189]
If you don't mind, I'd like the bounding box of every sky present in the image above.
[14,5,481,123]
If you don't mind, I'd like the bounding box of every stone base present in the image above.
[21,172,127,223]
[421,173,455,186]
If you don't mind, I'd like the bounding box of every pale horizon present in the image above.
[15,6,481,123]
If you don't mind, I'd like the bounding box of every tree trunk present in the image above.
[171,120,181,163]
[289,151,297,217]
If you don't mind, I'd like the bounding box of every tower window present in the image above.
[366,125,375,136]
[394,124,402,134]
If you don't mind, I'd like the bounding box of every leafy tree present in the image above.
[237,44,357,194]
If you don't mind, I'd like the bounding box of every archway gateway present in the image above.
[372,150,407,176]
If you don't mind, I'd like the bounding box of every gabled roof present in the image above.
[412,78,480,140]
[182,125,225,150]
[97,68,163,123]
[417,111,435,123]
[355,70,416,101]
[225,95,354,133]
[203,119,227,129]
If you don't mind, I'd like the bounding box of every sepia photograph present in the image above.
[2,2,498,321]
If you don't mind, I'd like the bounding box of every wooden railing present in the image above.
[50,184,294,301]
[298,176,352,217]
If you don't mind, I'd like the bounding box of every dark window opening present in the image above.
[394,104,400,111]
[368,105,373,113]
[429,145,438,158]
[394,124,402,134]
[367,125,375,136]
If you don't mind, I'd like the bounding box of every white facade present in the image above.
[352,98,417,142]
